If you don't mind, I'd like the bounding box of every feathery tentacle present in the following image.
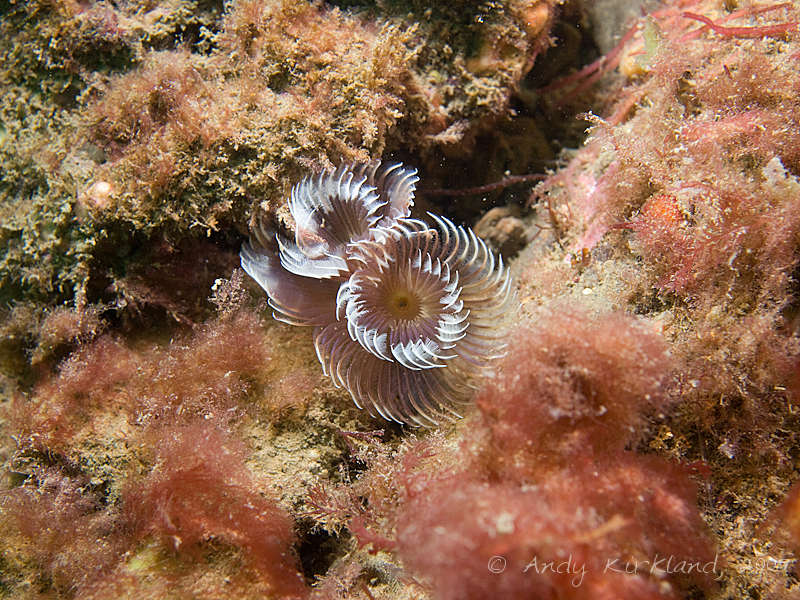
[241,162,516,426]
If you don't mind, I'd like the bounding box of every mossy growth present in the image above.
[0,0,231,373]
[0,0,556,380]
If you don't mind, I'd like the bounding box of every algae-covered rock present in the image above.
[10,2,800,599]
[0,0,556,376]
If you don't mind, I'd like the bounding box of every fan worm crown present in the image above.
[241,162,516,426]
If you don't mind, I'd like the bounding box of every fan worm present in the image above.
[241,162,515,426]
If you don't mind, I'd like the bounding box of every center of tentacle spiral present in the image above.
[385,289,419,320]
[337,240,467,370]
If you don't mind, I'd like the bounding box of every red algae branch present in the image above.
[682,10,799,39]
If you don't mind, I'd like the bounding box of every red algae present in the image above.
[771,482,800,554]
[476,306,672,469]
[125,422,307,598]
[9,306,269,452]
[9,335,139,449]
[681,10,798,39]
[1,439,308,599]
[305,307,716,599]
[0,468,127,596]
[1,298,312,598]
[391,308,715,600]
[396,455,715,600]
[518,2,800,597]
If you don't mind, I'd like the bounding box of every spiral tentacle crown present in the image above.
[241,162,516,426]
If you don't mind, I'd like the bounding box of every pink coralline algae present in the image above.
[241,162,515,426]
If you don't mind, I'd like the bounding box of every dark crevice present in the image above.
[296,520,347,583]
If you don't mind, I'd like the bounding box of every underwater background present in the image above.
[1,1,800,598]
